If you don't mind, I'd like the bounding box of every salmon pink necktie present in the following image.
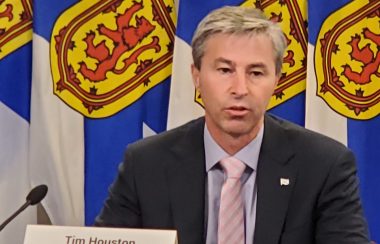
[218,157,246,244]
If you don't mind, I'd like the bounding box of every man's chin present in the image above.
[221,118,262,138]
[223,124,253,138]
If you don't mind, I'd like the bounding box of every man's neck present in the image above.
[206,119,264,155]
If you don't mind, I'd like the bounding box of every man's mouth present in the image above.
[224,106,249,117]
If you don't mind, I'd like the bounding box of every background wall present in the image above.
[1,0,379,243]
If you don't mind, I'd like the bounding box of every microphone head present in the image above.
[26,185,48,205]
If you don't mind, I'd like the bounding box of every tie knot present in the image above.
[220,157,246,179]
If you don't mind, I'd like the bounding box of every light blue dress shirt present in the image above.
[204,124,264,244]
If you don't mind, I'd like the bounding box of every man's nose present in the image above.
[231,72,249,97]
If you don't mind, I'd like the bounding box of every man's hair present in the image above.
[191,6,287,75]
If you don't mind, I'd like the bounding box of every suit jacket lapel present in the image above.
[254,115,298,244]
[166,118,206,244]
[164,115,297,243]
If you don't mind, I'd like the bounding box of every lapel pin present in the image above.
[280,178,290,186]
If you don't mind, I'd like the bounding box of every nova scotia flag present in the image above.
[306,0,380,241]
[31,0,175,227]
[0,1,34,242]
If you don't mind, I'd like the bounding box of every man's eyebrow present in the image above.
[247,62,268,70]
[213,58,268,70]
[214,57,234,66]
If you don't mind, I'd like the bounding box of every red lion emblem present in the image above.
[343,29,380,85]
[79,1,160,82]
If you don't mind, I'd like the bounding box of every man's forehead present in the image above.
[202,33,275,65]
[203,33,273,53]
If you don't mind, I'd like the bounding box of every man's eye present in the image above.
[250,71,263,77]
[217,68,231,74]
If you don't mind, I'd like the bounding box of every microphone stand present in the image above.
[0,200,31,231]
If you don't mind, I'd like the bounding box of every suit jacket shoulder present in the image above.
[254,114,370,244]
[95,117,206,244]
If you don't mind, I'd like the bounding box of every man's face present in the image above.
[192,33,279,140]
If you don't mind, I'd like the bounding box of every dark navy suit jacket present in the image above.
[95,114,370,244]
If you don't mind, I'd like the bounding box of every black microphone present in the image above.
[0,184,48,231]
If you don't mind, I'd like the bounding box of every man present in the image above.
[95,6,370,244]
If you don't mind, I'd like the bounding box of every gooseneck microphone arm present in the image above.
[0,201,31,231]
[0,184,48,231]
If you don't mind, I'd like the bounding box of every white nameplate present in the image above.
[24,225,177,244]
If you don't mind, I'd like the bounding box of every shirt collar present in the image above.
[204,123,264,172]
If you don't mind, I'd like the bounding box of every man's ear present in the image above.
[191,64,200,89]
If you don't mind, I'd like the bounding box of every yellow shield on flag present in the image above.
[315,0,380,120]
[50,0,176,118]
[0,0,32,60]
